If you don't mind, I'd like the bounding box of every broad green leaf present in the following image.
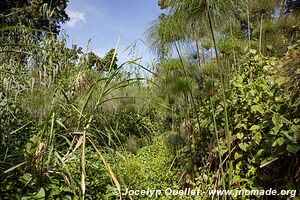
[251,105,264,114]
[282,131,296,143]
[249,89,256,96]
[234,152,242,160]
[294,119,300,123]
[250,49,257,54]
[272,114,284,135]
[236,123,247,129]
[254,132,262,144]
[286,144,300,154]
[291,125,300,133]
[32,188,46,200]
[272,113,281,126]
[61,186,73,192]
[239,143,249,151]
[49,187,61,197]
[237,132,244,140]
[233,81,243,88]
[276,137,286,146]
[272,125,283,135]
[272,137,285,147]
[250,125,261,131]
[253,96,260,103]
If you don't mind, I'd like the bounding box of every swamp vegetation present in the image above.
[1,0,300,199]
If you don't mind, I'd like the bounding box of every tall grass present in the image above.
[206,4,231,192]
[0,24,147,199]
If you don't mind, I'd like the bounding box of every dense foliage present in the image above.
[0,0,69,34]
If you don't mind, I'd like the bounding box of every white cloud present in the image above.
[66,10,86,28]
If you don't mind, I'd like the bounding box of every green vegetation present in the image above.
[1,0,300,199]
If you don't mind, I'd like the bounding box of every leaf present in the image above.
[272,114,291,126]
[22,173,33,182]
[294,119,300,123]
[237,132,244,140]
[272,113,281,126]
[253,96,260,103]
[233,81,243,88]
[272,137,286,147]
[236,123,247,130]
[61,186,73,192]
[286,144,300,154]
[275,96,284,103]
[280,116,292,125]
[282,131,296,143]
[234,152,242,160]
[272,125,282,135]
[32,188,46,199]
[291,125,300,133]
[275,77,289,86]
[250,49,257,54]
[232,76,244,88]
[49,187,61,197]
[277,137,286,146]
[239,143,249,151]
[249,89,256,96]
[251,105,264,115]
[254,132,262,145]
[56,119,67,130]
[214,145,227,156]
[256,149,265,157]
[250,125,261,131]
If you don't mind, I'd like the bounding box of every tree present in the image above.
[85,49,118,72]
[146,0,239,66]
[0,0,69,34]
[97,48,118,71]
[145,13,187,61]
[285,0,300,13]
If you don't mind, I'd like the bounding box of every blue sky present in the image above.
[61,0,161,66]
